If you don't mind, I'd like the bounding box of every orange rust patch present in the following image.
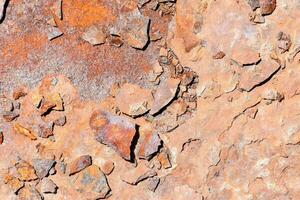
[1,32,47,65]
[63,0,115,28]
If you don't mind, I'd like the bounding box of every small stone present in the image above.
[137,121,162,160]
[15,160,38,181]
[150,30,162,41]
[49,167,56,175]
[159,47,168,57]
[259,0,276,15]
[115,83,153,117]
[13,86,28,100]
[109,35,123,47]
[18,185,43,200]
[153,61,164,75]
[50,0,62,19]
[40,178,58,194]
[157,149,172,169]
[54,115,66,126]
[247,0,260,10]
[122,166,157,185]
[47,26,63,41]
[2,111,19,122]
[124,9,150,49]
[245,107,258,119]
[37,121,54,138]
[0,131,3,144]
[150,78,181,115]
[239,59,281,91]
[13,101,21,109]
[277,32,291,54]
[13,123,37,140]
[4,174,24,194]
[68,155,92,176]
[100,161,114,175]
[82,25,106,46]
[47,16,57,27]
[73,165,111,199]
[0,0,8,22]
[39,93,64,115]
[212,51,226,59]
[168,99,188,117]
[147,177,160,192]
[231,45,261,66]
[32,94,44,108]
[90,110,137,161]
[32,158,56,179]
[180,71,196,86]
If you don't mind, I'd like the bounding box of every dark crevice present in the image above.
[129,124,140,163]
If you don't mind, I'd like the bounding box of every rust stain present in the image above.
[63,0,115,28]
[0,32,47,65]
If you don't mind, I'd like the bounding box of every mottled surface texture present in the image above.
[1,0,300,199]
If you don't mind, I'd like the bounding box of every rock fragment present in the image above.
[32,158,56,179]
[109,35,123,47]
[112,9,150,49]
[239,59,281,91]
[2,111,19,122]
[247,0,260,10]
[122,167,157,185]
[18,185,43,200]
[231,45,261,66]
[3,174,24,194]
[0,0,7,22]
[15,160,38,181]
[54,115,66,126]
[212,51,226,59]
[73,165,111,199]
[82,25,106,46]
[137,122,162,160]
[150,78,181,115]
[277,32,292,54]
[13,86,28,100]
[90,110,137,161]
[147,177,160,192]
[115,83,153,117]
[68,155,92,176]
[13,123,37,140]
[47,26,63,41]
[100,161,114,175]
[39,93,64,115]
[259,0,276,15]
[37,121,54,138]
[40,178,58,194]
[50,0,62,20]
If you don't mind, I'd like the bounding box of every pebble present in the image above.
[82,25,106,46]
[13,123,37,140]
[40,178,58,194]
[32,158,56,179]
[90,110,137,161]
[47,26,63,41]
[115,83,153,117]
[150,78,181,115]
[0,131,3,144]
[15,160,38,181]
[73,165,111,199]
[54,115,66,126]
[68,155,92,176]
[2,111,19,122]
